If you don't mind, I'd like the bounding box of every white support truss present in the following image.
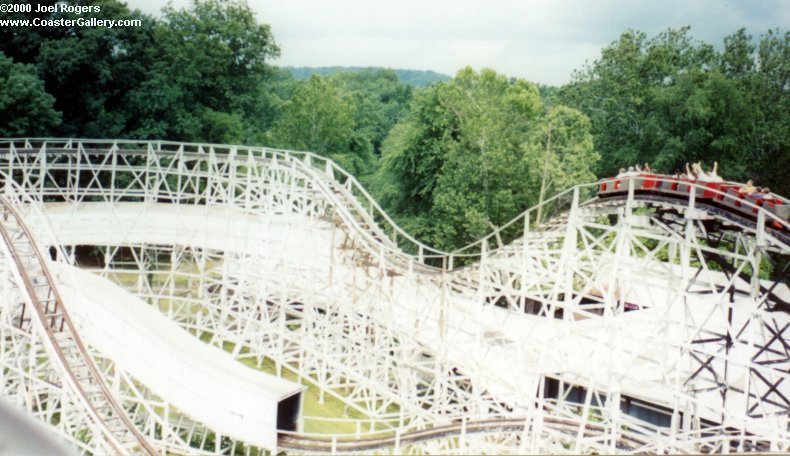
[0,138,787,454]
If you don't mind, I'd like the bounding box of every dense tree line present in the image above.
[1,0,280,142]
[1,0,786,249]
[286,66,451,87]
[373,68,596,249]
[560,27,789,196]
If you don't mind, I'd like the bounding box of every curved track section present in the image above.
[0,196,155,455]
[278,416,650,453]
[0,138,788,454]
[48,260,305,452]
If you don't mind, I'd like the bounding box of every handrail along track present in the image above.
[277,416,650,452]
[1,139,788,453]
[2,139,786,272]
[0,195,156,455]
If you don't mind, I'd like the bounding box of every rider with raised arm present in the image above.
[739,180,757,195]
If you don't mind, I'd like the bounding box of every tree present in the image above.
[526,106,598,223]
[0,0,63,64]
[30,0,159,137]
[560,28,716,174]
[1,0,282,142]
[0,52,61,136]
[124,0,281,142]
[158,0,280,113]
[235,66,297,145]
[269,75,374,176]
[427,68,542,248]
[378,68,596,250]
[330,69,413,156]
[560,27,788,195]
[751,29,789,195]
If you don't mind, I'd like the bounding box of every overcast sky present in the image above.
[127,0,788,86]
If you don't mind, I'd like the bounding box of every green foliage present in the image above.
[525,106,599,203]
[0,1,66,63]
[286,66,451,87]
[377,67,597,250]
[330,69,413,156]
[269,75,374,176]
[236,66,297,144]
[198,109,244,144]
[0,0,281,143]
[22,0,158,137]
[270,75,355,153]
[270,68,418,174]
[0,52,61,136]
[560,27,789,195]
[123,0,281,142]
[158,0,279,113]
[2,4,786,234]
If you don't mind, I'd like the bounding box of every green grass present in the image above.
[208,338,379,435]
[94,257,400,437]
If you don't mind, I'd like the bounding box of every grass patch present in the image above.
[94,258,400,437]
[208,338,379,435]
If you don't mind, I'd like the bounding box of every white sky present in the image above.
[126,0,788,86]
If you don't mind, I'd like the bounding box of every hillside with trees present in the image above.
[286,66,451,87]
[1,0,787,248]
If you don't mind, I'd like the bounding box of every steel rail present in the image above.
[0,195,156,455]
[1,139,787,453]
[1,140,787,270]
[277,416,651,452]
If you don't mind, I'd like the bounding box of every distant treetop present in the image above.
[284,66,451,87]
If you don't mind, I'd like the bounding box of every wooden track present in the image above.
[0,196,156,455]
